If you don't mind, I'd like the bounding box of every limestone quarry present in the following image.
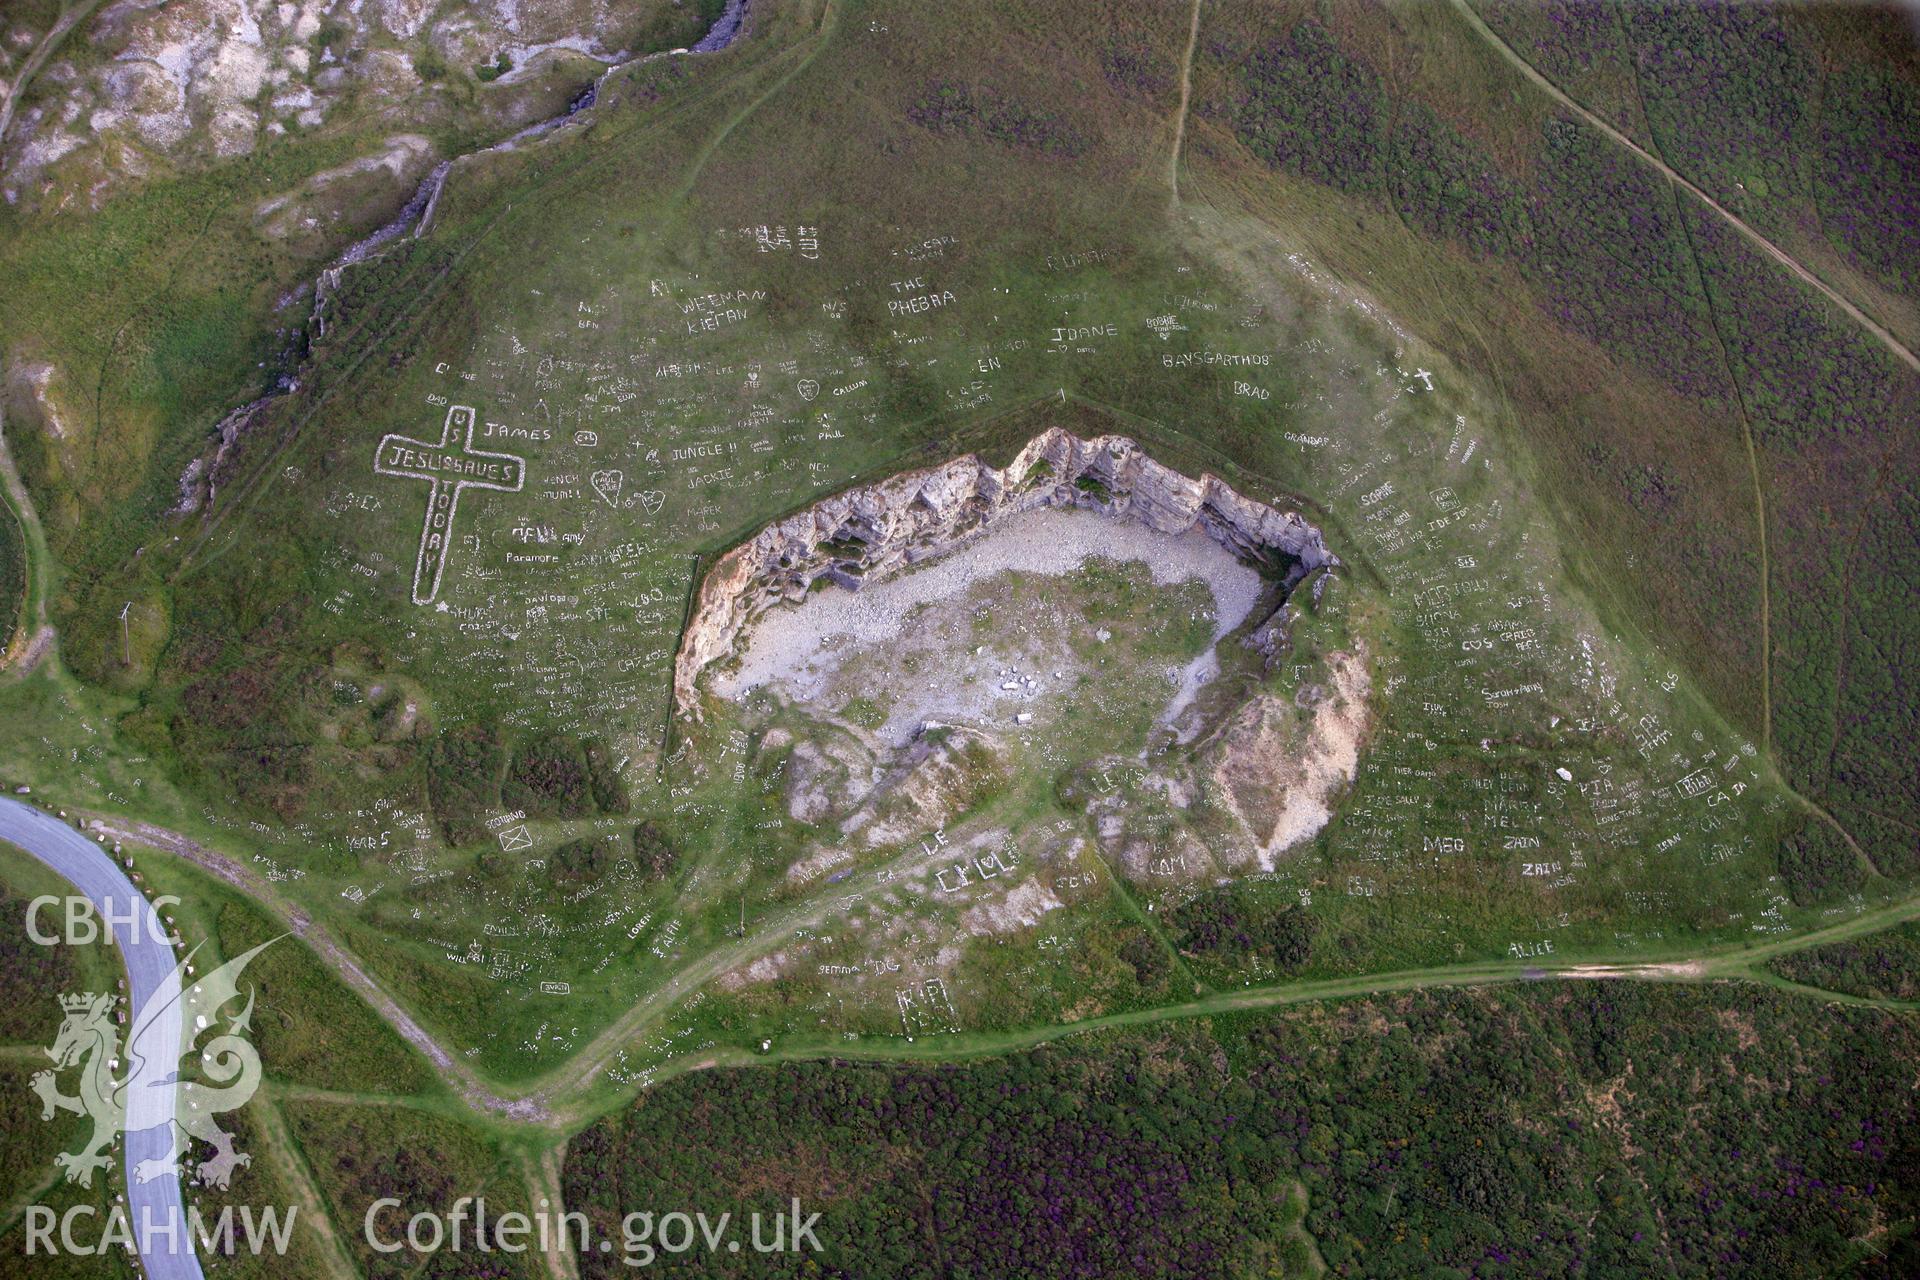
[677,426,1369,922]
[674,426,1339,718]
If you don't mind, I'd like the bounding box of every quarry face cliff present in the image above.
[673,427,1338,718]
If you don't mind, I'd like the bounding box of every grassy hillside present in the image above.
[0,0,730,680]
[1183,0,1920,877]
[0,5,1915,1273]
[0,0,1909,1099]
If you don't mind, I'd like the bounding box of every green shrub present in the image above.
[1170,883,1317,970]
[504,733,594,820]
[630,820,679,883]
[1775,820,1866,905]
[426,723,506,844]
[1119,930,1169,986]
[550,835,619,886]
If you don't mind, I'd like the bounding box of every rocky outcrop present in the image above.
[674,427,1338,718]
[1,0,740,209]
[1204,645,1371,870]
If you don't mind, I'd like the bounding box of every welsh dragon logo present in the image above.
[30,938,279,1190]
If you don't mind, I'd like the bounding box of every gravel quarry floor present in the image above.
[717,505,1263,742]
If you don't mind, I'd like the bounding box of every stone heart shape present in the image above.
[639,490,666,515]
[798,378,820,401]
[590,469,623,507]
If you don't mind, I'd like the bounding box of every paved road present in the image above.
[0,797,202,1280]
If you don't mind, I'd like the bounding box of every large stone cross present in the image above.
[373,404,526,605]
